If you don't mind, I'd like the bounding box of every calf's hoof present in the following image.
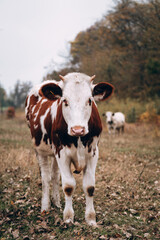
[41,201,50,213]
[63,209,74,224]
[85,211,97,227]
[88,220,98,227]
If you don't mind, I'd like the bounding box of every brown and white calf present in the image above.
[25,72,114,226]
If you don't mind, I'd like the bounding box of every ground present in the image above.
[0,111,160,240]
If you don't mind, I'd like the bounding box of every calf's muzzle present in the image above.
[71,126,85,136]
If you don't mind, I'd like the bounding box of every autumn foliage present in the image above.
[46,0,160,100]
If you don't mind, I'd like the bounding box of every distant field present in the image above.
[0,111,160,240]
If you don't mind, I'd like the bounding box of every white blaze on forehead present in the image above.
[63,73,92,100]
[63,72,91,82]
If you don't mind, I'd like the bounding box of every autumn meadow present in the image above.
[0,0,160,239]
[0,108,159,240]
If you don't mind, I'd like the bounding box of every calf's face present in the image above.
[106,111,113,124]
[40,73,114,136]
[62,78,93,136]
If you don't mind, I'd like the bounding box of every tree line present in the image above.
[45,0,160,100]
[0,81,32,111]
[1,0,159,111]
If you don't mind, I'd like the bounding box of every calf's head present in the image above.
[39,73,114,136]
[106,111,114,124]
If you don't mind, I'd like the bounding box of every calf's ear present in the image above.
[92,82,114,101]
[39,83,62,100]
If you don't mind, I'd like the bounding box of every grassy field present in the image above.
[0,111,160,240]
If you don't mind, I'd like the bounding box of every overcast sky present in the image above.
[0,0,114,94]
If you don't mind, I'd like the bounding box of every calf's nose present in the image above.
[71,126,85,136]
[108,120,113,124]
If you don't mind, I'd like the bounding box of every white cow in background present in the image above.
[105,111,125,134]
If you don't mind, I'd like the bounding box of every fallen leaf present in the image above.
[40,220,48,229]
[54,215,62,226]
[129,208,138,214]
[12,229,19,238]
[15,199,25,204]
[99,235,107,239]
[144,233,150,238]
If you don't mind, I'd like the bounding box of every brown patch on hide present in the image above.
[81,102,102,150]
[44,108,52,145]
[25,95,39,122]
[93,148,96,157]
[64,186,74,196]
[88,146,92,153]
[30,94,39,106]
[87,186,95,197]
[25,95,29,108]
[32,99,53,146]
[73,170,81,174]
[26,93,54,146]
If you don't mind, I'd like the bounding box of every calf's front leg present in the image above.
[56,153,76,223]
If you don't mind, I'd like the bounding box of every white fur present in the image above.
[34,124,38,129]
[50,101,59,123]
[40,108,50,137]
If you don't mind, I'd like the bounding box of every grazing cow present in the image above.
[25,72,114,226]
[105,111,125,134]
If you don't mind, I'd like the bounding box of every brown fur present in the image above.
[64,186,74,196]
[87,186,95,197]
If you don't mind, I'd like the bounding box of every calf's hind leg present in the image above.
[83,147,98,226]
[37,154,51,212]
[51,157,61,208]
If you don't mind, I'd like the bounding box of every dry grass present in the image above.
[0,111,160,239]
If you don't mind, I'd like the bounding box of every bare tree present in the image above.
[9,80,32,108]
